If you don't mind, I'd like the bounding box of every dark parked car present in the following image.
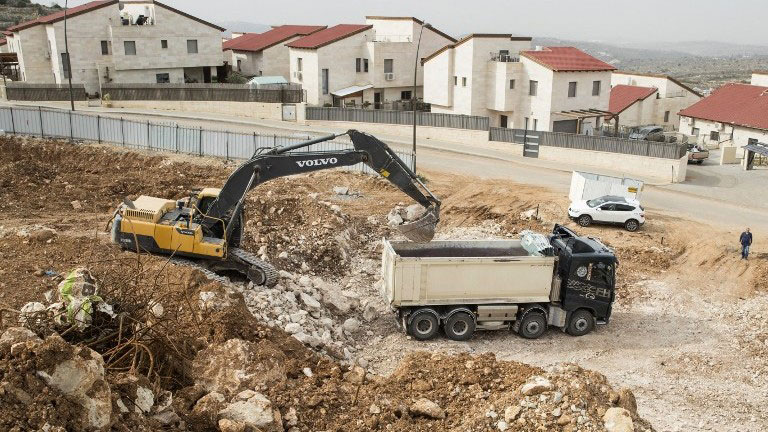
[629,126,665,141]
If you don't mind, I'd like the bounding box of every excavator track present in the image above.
[170,257,234,285]
[229,247,279,287]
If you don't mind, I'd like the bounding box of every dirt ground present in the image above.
[1,136,766,431]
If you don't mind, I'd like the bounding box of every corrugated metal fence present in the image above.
[307,106,490,131]
[101,83,305,104]
[6,83,88,101]
[0,106,412,174]
[490,127,687,159]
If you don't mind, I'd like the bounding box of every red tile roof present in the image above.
[521,47,616,72]
[223,25,326,52]
[286,24,372,49]
[608,85,657,114]
[679,83,768,131]
[8,0,117,32]
[0,39,6,46]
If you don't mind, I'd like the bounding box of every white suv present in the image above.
[568,195,645,232]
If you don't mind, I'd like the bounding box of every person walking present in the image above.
[739,228,753,260]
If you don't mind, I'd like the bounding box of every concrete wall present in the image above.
[538,146,688,182]
[611,72,701,128]
[106,100,302,122]
[308,118,687,182]
[423,48,453,107]
[750,73,768,87]
[679,116,734,149]
[549,70,611,132]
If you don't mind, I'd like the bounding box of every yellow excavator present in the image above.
[109,130,441,286]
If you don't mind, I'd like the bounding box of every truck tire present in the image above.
[624,219,639,232]
[408,310,439,341]
[577,215,592,227]
[697,160,703,165]
[566,309,595,336]
[444,312,475,341]
[518,312,547,339]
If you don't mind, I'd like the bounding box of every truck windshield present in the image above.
[590,262,613,287]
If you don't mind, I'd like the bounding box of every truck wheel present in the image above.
[444,312,475,341]
[577,215,592,227]
[567,309,595,336]
[624,219,639,232]
[518,312,547,339]
[408,311,439,341]
[697,160,703,165]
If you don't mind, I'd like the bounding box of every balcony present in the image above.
[490,52,520,62]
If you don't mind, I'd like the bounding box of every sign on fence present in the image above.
[0,106,413,174]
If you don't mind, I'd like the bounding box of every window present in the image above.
[500,115,508,128]
[462,77,467,87]
[529,80,538,96]
[100,40,109,55]
[363,58,368,72]
[692,127,700,136]
[297,57,303,72]
[401,90,412,100]
[321,68,329,95]
[453,76,457,86]
[356,58,361,73]
[60,53,70,79]
[156,73,170,83]
[568,81,577,98]
[237,59,242,72]
[664,111,670,123]
[384,59,393,74]
[187,39,198,54]
[524,117,529,129]
[710,131,720,141]
[615,204,635,211]
[533,118,538,130]
[509,79,515,90]
[124,40,136,55]
[161,39,168,49]
[592,80,601,96]
[599,204,615,211]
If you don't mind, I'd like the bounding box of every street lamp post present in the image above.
[411,21,427,173]
[64,0,75,111]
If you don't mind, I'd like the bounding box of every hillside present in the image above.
[0,0,61,30]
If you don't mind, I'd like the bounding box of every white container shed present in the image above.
[569,171,644,202]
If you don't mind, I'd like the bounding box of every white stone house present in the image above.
[222,25,326,78]
[287,17,455,107]
[423,39,615,132]
[678,83,768,164]
[7,0,225,93]
[751,71,768,87]
[608,71,702,129]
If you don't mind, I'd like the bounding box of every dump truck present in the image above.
[381,225,617,341]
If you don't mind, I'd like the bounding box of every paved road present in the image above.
[6,102,767,236]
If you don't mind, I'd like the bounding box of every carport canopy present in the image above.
[331,84,373,98]
[744,142,768,157]
[553,108,614,119]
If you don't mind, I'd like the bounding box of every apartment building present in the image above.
[7,0,224,93]
[608,71,702,129]
[678,83,768,152]
[222,25,326,78]
[287,17,455,107]
[751,71,768,86]
[423,38,615,132]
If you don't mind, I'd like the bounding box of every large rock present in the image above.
[315,281,353,314]
[0,326,39,348]
[35,335,112,430]
[191,339,287,396]
[520,376,554,396]
[409,398,445,419]
[218,392,279,431]
[603,407,634,432]
[404,204,426,222]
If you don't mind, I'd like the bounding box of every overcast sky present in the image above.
[59,0,767,45]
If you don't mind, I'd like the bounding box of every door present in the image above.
[374,92,382,109]
[597,204,619,222]
[553,120,578,133]
[282,104,296,121]
[203,66,212,83]
[500,115,508,128]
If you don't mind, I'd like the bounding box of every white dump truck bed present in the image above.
[382,239,557,307]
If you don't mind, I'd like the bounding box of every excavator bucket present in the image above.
[397,207,439,243]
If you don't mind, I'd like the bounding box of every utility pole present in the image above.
[64,0,75,111]
[411,21,427,173]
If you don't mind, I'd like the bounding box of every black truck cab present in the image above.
[550,225,617,325]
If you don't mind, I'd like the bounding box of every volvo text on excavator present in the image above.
[108,130,441,287]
